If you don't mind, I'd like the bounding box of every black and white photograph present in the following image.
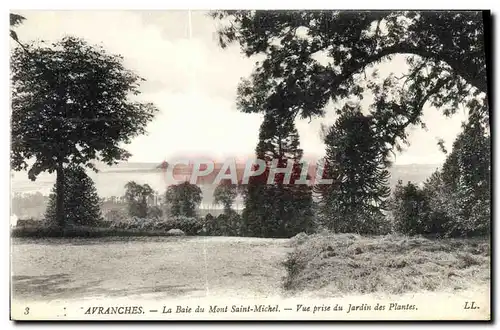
[8,9,491,321]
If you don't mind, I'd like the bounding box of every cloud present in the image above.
[125,91,263,162]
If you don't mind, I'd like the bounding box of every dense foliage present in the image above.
[214,10,490,238]
[203,212,242,236]
[390,116,490,237]
[242,113,314,238]
[165,182,203,217]
[45,166,102,226]
[124,181,155,218]
[213,11,488,129]
[213,179,238,215]
[11,36,158,227]
[316,106,391,234]
[10,13,25,44]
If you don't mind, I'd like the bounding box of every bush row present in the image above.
[11,225,186,238]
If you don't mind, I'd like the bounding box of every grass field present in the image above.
[11,236,291,302]
[284,232,490,297]
[11,234,490,303]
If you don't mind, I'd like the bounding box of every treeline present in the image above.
[230,104,490,239]
[208,10,490,239]
[32,167,239,236]
[11,192,49,219]
[390,116,490,237]
[15,108,490,239]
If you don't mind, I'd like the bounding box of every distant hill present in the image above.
[105,160,440,188]
[11,161,441,218]
[388,163,440,188]
[97,161,441,188]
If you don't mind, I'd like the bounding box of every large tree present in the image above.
[124,181,155,219]
[391,115,491,237]
[213,179,238,215]
[316,105,391,234]
[165,181,203,217]
[211,179,241,235]
[438,116,490,236]
[242,112,314,238]
[11,36,158,227]
[212,11,489,150]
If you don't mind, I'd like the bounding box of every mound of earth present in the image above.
[283,232,490,295]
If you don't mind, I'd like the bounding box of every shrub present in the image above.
[164,216,202,235]
[217,212,241,236]
[202,211,243,236]
[320,207,392,236]
[104,209,128,223]
[109,216,202,235]
[390,180,431,235]
[147,205,163,219]
[13,207,203,237]
[10,224,184,238]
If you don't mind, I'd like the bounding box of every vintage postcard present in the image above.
[9,9,491,321]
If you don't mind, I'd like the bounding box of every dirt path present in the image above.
[11,236,292,302]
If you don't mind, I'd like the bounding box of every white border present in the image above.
[2,1,498,329]
[5,1,497,10]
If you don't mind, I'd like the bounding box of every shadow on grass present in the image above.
[101,284,204,298]
[12,274,204,300]
[11,235,201,246]
[12,274,101,299]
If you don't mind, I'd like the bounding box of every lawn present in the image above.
[11,236,291,302]
[11,233,490,302]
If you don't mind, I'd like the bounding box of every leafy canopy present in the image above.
[165,181,203,217]
[10,13,26,43]
[11,36,159,180]
[213,11,488,149]
[124,181,155,218]
[316,105,391,234]
[242,115,313,238]
[213,179,238,214]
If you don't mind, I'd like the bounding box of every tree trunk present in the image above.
[55,163,65,228]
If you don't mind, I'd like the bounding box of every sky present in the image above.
[12,10,469,165]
